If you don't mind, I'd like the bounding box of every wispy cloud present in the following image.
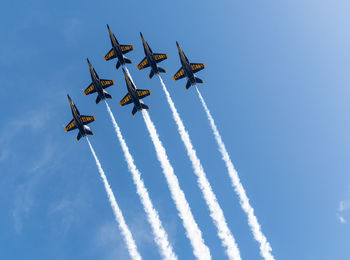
[11,139,57,233]
[337,199,350,224]
[0,109,50,162]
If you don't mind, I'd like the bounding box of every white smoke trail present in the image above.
[195,87,275,260]
[86,138,142,260]
[141,110,211,260]
[104,101,177,260]
[158,76,241,260]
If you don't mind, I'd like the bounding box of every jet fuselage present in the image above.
[125,74,142,110]
[142,37,159,74]
[109,30,126,65]
[179,49,196,85]
[69,96,87,137]
[88,60,107,101]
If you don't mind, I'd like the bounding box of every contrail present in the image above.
[195,87,275,260]
[86,138,142,260]
[158,76,241,260]
[104,101,177,260]
[141,110,211,260]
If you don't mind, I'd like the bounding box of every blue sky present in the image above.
[1,0,350,259]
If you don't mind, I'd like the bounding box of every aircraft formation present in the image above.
[64,25,205,139]
[64,24,274,260]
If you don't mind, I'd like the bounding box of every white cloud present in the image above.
[337,195,350,224]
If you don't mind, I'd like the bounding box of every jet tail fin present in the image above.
[124,58,132,64]
[157,66,166,73]
[116,61,121,70]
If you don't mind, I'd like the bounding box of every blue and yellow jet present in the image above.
[137,32,168,79]
[64,95,95,141]
[104,24,134,70]
[119,68,151,116]
[83,59,114,104]
[173,41,205,90]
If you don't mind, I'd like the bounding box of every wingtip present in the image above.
[82,89,86,96]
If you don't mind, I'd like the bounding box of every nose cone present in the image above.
[107,24,112,35]
[87,58,93,70]
[176,41,181,52]
[67,94,73,105]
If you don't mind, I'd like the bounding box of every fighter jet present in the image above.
[173,41,205,90]
[137,32,168,79]
[104,24,134,70]
[83,59,114,104]
[119,68,151,116]
[64,95,95,141]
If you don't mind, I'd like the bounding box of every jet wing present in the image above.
[104,48,116,61]
[120,45,134,54]
[191,63,205,73]
[119,93,133,106]
[173,67,185,81]
[136,89,151,99]
[80,115,95,125]
[154,53,168,63]
[100,79,114,89]
[137,57,150,70]
[65,119,77,132]
[84,83,97,96]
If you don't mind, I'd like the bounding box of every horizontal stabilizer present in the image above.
[131,105,138,116]
[124,58,132,64]
[95,95,101,105]
[104,92,112,99]
[149,69,155,79]
[76,132,83,141]
[185,79,192,90]
[84,126,94,136]
[140,103,149,110]
[158,67,166,73]
[116,61,121,70]
[194,77,204,84]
